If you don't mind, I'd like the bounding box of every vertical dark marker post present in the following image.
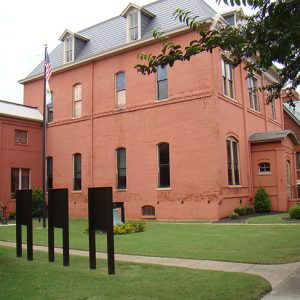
[88,187,115,275]
[48,188,69,266]
[16,189,33,260]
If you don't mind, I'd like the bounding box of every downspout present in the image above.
[90,62,94,187]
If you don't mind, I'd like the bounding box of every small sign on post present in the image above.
[48,188,69,266]
[16,189,33,261]
[88,187,115,275]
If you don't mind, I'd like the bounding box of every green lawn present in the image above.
[1,219,300,264]
[246,213,300,224]
[0,246,271,300]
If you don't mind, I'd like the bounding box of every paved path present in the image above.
[1,241,299,299]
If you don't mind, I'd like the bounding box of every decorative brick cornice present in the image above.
[47,115,91,127]
[217,93,244,110]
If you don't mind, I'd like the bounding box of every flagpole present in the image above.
[42,44,47,228]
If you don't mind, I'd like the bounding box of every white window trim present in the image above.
[64,34,75,63]
[156,66,168,101]
[115,72,126,109]
[126,9,141,42]
[221,58,235,100]
[248,76,260,112]
[227,137,241,186]
[72,84,82,118]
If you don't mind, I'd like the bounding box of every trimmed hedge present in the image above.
[289,205,300,219]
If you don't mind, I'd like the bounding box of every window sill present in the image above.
[228,185,242,188]
[115,189,127,192]
[141,216,156,220]
[72,190,82,194]
[114,106,126,111]
[258,172,271,176]
[156,188,171,191]
[155,98,169,103]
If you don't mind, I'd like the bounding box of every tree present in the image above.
[135,0,300,103]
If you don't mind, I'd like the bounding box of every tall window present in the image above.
[296,152,300,170]
[226,137,240,186]
[47,91,53,122]
[116,148,126,189]
[15,130,28,145]
[248,76,259,111]
[115,72,126,108]
[221,59,234,98]
[157,143,170,188]
[271,100,276,120]
[157,65,168,100]
[65,35,73,62]
[73,84,82,117]
[73,154,81,191]
[129,11,139,41]
[47,157,53,191]
[11,168,30,199]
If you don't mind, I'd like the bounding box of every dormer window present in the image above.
[121,4,155,43]
[59,29,89,64]
[129,11,139,41]
[65,35,74,63]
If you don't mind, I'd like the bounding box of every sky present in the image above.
[0,0,252,104]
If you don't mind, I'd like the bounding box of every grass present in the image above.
[0,246,271,300]
[1,219,300,264]
[246,213,300,224]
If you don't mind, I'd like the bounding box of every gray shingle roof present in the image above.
[24,0,216,81]
[249,130,299,145]
[0,100,43,122]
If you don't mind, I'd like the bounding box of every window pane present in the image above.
[73,154,81,191]
[116,72,125,91]
[158,143,170,188]
[130,12,138,27]
[142,206,155,216]
[11,168,19,198]
[116,90,126,108]
[47,157,53,190]
[74,101,82,117]
[157,65,168,81]
[226,140,233,185]
[296,153,300,170]
[117,148,126,189]
[21,169,30,189]
[232,141,240,185]
[228,80,234,98]
[158,80,168,100]
[15,130,28,144]
[74,84,82,101]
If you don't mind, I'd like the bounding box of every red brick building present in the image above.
[0,100,42,212]
[16,0,298,220]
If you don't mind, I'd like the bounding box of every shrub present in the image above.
[289,205,300,219]
[32,188,43,218]
[254,187,272,213]
[114,220,146,235]
[234,207,247,216]
[9,211,16,220]
[245,205,255,214]
[229,212,239,219]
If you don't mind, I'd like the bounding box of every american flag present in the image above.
[45,50,52,80]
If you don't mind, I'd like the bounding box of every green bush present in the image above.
[9,211,16,220]
[245,205,255,214]
[32,188,43,218]
[289,205,300,219]
[254,187,272,213]
[229,212,239,219]
[234,207,247,216]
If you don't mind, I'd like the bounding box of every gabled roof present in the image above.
[59,29,90,42]
[283,101,300,127]
[0,100,43,122]
[121,3,156,18]
[249,130,299,145]
[20,0,217,83]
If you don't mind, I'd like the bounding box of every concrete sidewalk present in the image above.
[1,241,299,299]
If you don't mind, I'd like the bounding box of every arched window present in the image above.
[73,84,82,117]
[73,153,81,191]
[258,162,271,174]
[142,205,155,216]
[115,72,126,109]
[226,137,240,185]
[157,143,170,188]
[46,156,53,190]
[116,148,126,189]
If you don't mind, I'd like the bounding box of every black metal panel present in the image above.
[88,187,115,274]
[48,188,69,266]
[16,189,33,260]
